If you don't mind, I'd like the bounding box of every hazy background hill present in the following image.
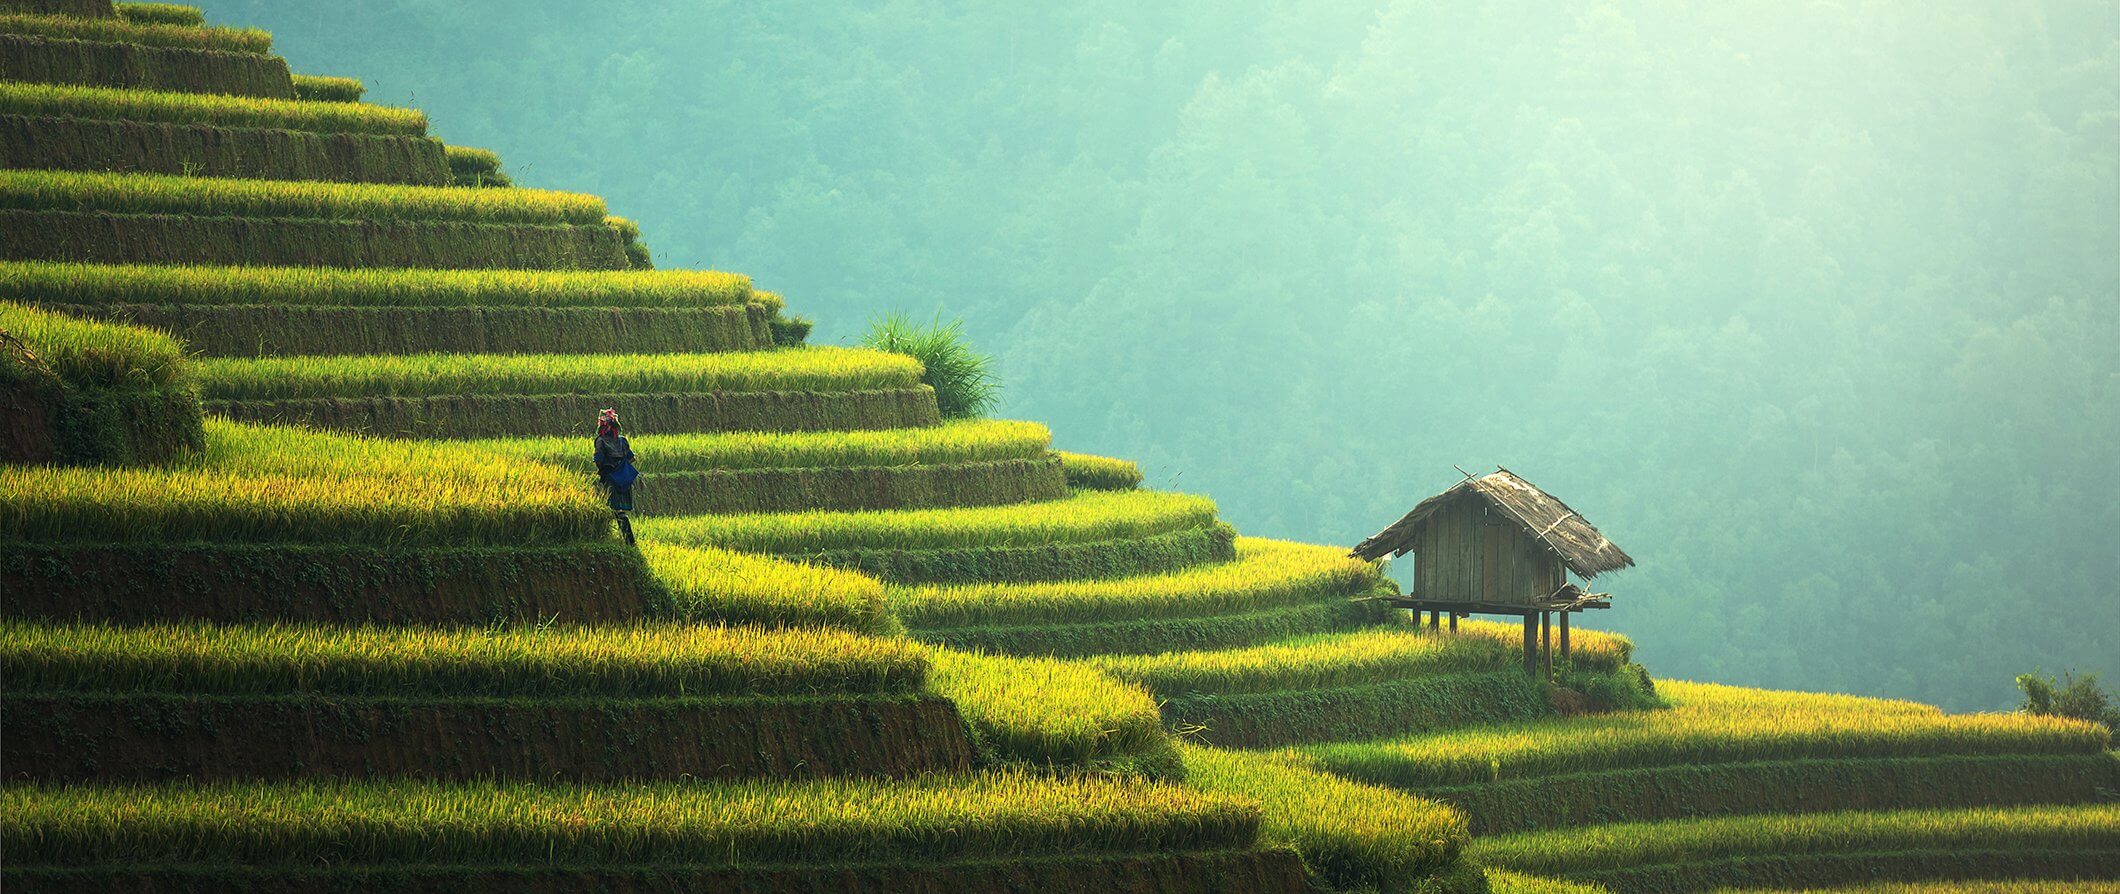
[211,0,2119,710]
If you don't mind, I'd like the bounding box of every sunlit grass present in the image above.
[922,647,1169,766]
[0,11,271,53]
[194,347,920,400]
[2,261,768,309]
[1,300,187,388]
[0,169,606,224]
[639,539,889,633]
[0,81,426,134]
[1089,628,1515,696]
[636,489,1218,554]
[473,419,1049,474]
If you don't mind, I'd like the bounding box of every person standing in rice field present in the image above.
[593,408,638,545]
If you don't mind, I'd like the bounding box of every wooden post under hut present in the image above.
[1348,467,1634,677]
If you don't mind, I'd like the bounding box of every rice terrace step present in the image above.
[0,1,2112,892]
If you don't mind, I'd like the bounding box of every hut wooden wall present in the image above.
[1410,496,1564,604]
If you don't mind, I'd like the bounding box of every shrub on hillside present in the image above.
[2018,670,2118,742]
[860,312,998,418]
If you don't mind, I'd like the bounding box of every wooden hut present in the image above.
[1351,467,1633,675]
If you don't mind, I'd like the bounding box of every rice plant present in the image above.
[1,261,765,309]
[1300,679,2114,789]
[0,169,607,224]
[1730,882,2120,894]
[0,11,271,53]
[1179,744,1469,892]
[1484,869,1612,894]
[0,418,607,546]
[861,312,998,418]
[0,81,427,134]
[193,347,921,400]
[472,419,1050,474]
[1057,450,1142,489]
[892,537,1379,629]
[0,620,924,697]
[289,73,361,102]
[1,300,186,388]
[1089,628,1519,697]
[447,145,510,187]
[639,540,889,633]
[1467,803,2120,875]
[116,3,205,27]
[635,488,1218,554]
[0,774,1260,868]
[922,647,1171,767]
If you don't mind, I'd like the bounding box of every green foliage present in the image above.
[892,536,1379,630]
[205,386,941,439]
[1179,744,1470,893]
[1301,680,2114,790]
[446,144,511,186]
[473,418,1050,473]
[636,487,1217,553]
[1434,753,2120,835]
[913,598,1376,658]
[860,312,997,418]
[630,458,1066,515]
[0,300,200,464]
[1727,882,2120,894]
[54,303,770,357]
[0,168,607,223]
[1486,869,1611,894]
[1,29,295,97]
[193,346,921,400]
[794,522,1239,585]
[289,72,361,102]
[922,647,1174,772]
[1056,450,1142,490]
[637,540,889,634]
[115,3,203,27]
[2017,669,2119,740]
[2,261,766,308]
[1466,804,2120,877]
[0,774,1261,868]
[1092,628,1514,696]
[1169,671,1556,749]
[0,0,115,18]
[3,207,632,270]
[0,418,607,546]
[769,311,813,346]
[0,11,270,53]
[0,620,924,697]
[0,113,451,185]
[0,81,426,134]
[1,299,184,389]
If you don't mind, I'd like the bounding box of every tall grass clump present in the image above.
[1,301,201,464]
[474,419,1050,474]
[638,540,890,634]
[891,537,1380,629]
[0,620,925,697]
[1,300,184,389]
[0,169,606,224]
[1300,679,2114,789]
[1057,450,1142,490]
[0,11,270,53]
[447,145,511,187]
[0,774,1261,868]
[194,347,920,400]
[0,418,607,546]
[2,261,765,309]
[1180,744,1470,892]
[289,73,361,102]
[861,313,997,418]
[923,647,1172,771]
[636,488,1217,554]
[0,82,426,134]
[116,3,204,27]
[2018,669,2119,740]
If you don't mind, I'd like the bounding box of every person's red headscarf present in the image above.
[596,408,620,437]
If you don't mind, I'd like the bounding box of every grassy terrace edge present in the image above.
[194,348,921,400]
[0,81,427,134]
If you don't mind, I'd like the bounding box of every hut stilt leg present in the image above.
[1522,613,1537,677]
[1430,610,1441,631]
[1541,611,1553,679]
[1449,612,1459,632]
[1560,611,1571,662]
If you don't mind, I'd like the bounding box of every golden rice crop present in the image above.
[0,81,426,134]
[194,347,920,400]
[0,11,271,52]
[2,261,766,309]
[116,3,206,27]
[1090,628,1515,697]
[0,169,606,224]
[923,647,1170,766]
[0,620,923,697]
[638,540,888,633]
[0,418,606,545]
[891,537,1379,629]
[1300,679,2113,788]
[289,73,361,102]
[1485,869,1611,894]
[472,419,1050,474]
[1057,450,1142,489]
[1467,803,2120,874]
[1,299,186,388]
[1179,743,1468,891]
[0,773,1260,868]
[635,489,1218,554]
[1428,617,1634,670]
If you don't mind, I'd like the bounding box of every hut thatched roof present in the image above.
[1349,468,1635,579]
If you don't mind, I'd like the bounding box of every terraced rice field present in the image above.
[475,418,1051,472]
[0,11,271,53]
[0,80,427,132]
[3,261,767,308]
[194,347,920,399]
[0,168,607,223]
[639,488,1218,553]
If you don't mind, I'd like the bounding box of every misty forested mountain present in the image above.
[218,0,2118,709]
